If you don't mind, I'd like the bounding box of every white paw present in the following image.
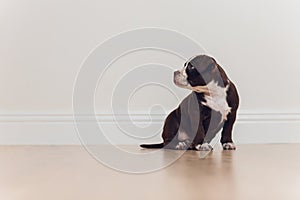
[175,141,189,150]
[222,142,236,150]
[175,142,188,150]
[195,143,213,151]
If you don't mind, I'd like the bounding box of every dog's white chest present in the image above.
[202,81,231,121]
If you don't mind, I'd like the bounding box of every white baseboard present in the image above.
[0,113,300,145]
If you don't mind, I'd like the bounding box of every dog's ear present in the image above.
[190,55,217,74]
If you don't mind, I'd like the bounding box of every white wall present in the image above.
[1,0,300,144]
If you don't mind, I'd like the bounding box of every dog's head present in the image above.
[173,55,222,91]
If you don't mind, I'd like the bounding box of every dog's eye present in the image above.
[188,64,195,70]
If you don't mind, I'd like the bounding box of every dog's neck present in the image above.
[192,80,231,121]
[191,85,210,95]
[191,80,230,96]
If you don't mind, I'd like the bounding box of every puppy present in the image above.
[140,55,239,151]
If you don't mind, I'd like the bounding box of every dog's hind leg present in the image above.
[161,109,180,149]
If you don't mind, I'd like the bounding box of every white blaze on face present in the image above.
[174,56,199,89]
[174,65,193,89]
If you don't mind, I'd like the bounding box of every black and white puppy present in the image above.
[140,55,239,151]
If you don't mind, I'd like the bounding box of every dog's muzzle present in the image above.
[173,70,189,87]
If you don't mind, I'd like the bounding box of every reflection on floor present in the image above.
[0,144,299,200]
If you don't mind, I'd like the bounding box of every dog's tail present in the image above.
[140,143,164,149]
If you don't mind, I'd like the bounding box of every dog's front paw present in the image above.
[222,142,236,150]
[195,143,213,151]
[175,141,190,150]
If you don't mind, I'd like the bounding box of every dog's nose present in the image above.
[174,71,180,76]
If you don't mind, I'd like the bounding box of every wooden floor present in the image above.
[0,144,300,200]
